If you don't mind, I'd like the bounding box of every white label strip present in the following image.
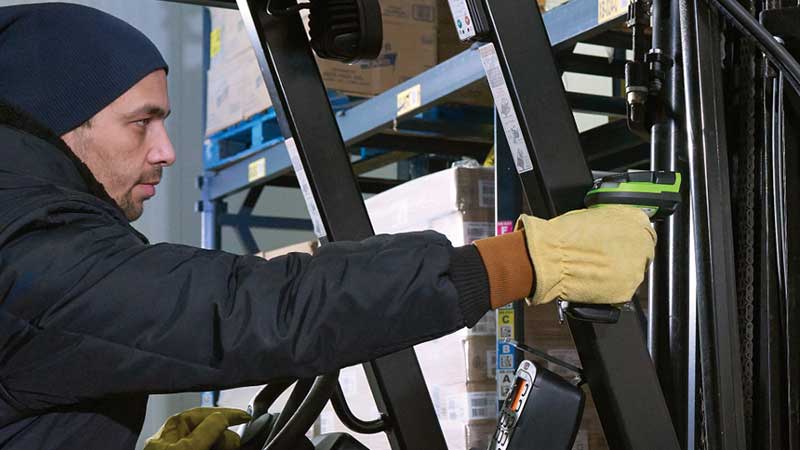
[285,138,327,239]
[446,0,477,40]
[479,43,534,174]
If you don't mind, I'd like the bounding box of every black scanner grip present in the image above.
[562,303,621,324]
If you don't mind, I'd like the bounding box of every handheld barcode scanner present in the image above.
[489,360,584,450]
[557,170,684,325]
[487,170,684,449]
[584,171,682,220]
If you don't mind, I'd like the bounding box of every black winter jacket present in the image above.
[0,105,491,449]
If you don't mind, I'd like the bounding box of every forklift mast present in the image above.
[233,0,682,446]
[161,0,800,448]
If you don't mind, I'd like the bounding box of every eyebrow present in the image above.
[125,105,171,120]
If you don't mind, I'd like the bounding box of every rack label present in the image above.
[479,43,534,174]
[248,158,266,182]
[396,84,422,116]
[496,220,514,236]
[285,138,327,239]
[497,369,516,399]
[209,28,221,58]
[496,303,517,400]
[598,0,628,24]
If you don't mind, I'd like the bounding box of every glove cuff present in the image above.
[473,231,534,309]
[515,216,562,305]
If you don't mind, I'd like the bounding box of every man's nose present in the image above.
[148,122,176,167]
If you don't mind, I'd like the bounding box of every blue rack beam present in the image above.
[202,0,628,201]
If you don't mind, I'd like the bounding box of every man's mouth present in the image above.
[138,182,159,198]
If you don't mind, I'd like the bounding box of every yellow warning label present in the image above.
[598,0,628,24]
[396,84,422,116]
[248,158,266,182]
[210,28,221,58]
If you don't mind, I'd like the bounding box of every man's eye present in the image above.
[135,118,151,127]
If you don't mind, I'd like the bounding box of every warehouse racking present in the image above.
[194,0,642,255]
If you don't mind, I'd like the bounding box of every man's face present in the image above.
[61,70,175,221]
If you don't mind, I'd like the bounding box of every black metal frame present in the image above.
[761,8,800,449]
[478,0,680,448]
[233,1,448,448]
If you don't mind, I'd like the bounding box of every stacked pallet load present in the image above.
[220,166,609,449]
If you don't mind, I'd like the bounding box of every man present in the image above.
[0,3,656,449]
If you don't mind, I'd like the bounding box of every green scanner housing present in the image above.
[584,171,682,220]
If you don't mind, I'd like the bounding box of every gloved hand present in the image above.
[144,407,251,450]
[517,205,656,305]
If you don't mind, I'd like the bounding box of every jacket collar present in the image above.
[0,102,121,210]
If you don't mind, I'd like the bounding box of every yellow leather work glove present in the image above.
[144,407,251,450]
[516,205,656,305]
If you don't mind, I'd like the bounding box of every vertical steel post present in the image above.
[650,0,691,446]
[756,65,787,449]
[648,0,670,366]
[678,0,747,446]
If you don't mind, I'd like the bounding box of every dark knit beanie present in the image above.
[0,2,169,136]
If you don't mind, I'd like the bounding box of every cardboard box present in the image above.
[466,419,498,450]
[207,0,517,135]
[206,0,437,135]
[364,167,498,449]
[365,166,495,246]
[463,335,496,383]
[208,8,251,68]
[309,0,438,96]
[315,19,437,96]
[206,49,273,135]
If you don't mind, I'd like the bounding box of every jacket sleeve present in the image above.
[0,204,490,414]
